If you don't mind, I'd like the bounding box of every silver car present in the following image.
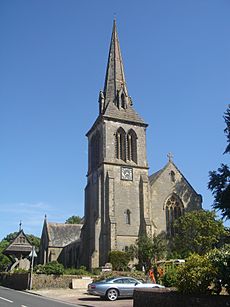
[87,276,165,301]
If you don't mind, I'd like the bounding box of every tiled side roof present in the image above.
[47,223,82,247]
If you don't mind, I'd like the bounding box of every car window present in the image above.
[125,278,137,284]
[115,279,124,284]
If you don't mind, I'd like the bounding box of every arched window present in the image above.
[127,129,137,163]
[165,194,184,236]
[170,170,176,182]
[124,209,131,225]
[115,128,126,161]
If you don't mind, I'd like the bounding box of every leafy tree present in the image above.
[108,251,129,271]
[136,235,154,272]
[207,245,230,294]
[152,232,167,261]
[0,240,11,271]
[208,105,230,219]
[176,253,217,294]
[172,210,226,257]
[65,215,83,224]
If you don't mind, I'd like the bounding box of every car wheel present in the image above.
[106,288,119,301]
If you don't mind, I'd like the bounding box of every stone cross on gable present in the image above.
[167,152,174,162]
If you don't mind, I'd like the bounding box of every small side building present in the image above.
[39,217,82,268]
[3,229,32,271]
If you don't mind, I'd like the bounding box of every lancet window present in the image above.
[124,209,131,225]
[127,129,137,163]
[115,128,126,161]
[91,131,100,171]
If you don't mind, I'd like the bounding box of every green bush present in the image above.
[93,270,146,282]
[108,251,129,271]
[34,261,64,275]
[64,266,91,276]
[207,245,230,294]
[160,267,178,287]
[175,254,217,294]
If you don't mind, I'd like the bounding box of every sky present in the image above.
[0,0,229,241]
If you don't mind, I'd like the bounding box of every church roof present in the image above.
[99,20,147,126]
[3,230,32,255]
[149,159,201,198]
[46,222,82,247]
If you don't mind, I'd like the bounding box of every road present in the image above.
[0,286,133,307]
[0,286,76,307]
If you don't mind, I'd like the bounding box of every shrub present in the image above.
[34,261,64,275]
[64,266,91,276]
[108,251,129,271]
[206,245,230,294]
[160,267,178,287]
[175,254,217,294]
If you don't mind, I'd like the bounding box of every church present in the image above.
[40,20,202,270]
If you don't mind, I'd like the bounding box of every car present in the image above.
[87,276,165,301]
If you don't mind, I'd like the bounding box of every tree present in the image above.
[65,215,83,224]
[175,253,217,294]
[108,251,130,271]
[208,105,230,219]
[172,210,226,258]
[136,235,154,271]
[207,245,230,294]
[0,240,11,271]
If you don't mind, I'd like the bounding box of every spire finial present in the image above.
[167,152,174,162]
[19,220,22,231]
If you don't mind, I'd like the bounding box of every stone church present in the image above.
[78,20,202,269]
[40,21,202,270]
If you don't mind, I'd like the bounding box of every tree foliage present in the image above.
[34,261,64,275]
[65,215,83,224]
[175,253,217,294]
[172,210,226,257]
[0,240,11,271]
[208,105,230,219]
[108,251,129,271]
[206,245,230,294]
[136,235,154,271]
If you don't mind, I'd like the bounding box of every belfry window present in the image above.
[170,170,176,182]
[127,129,137,163]
[165,194,184,236]
[115,128,126,161]
[124,209,131,225]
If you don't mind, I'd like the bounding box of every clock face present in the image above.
[121,167,133,181]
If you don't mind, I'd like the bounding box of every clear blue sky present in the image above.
[0,0,229,240]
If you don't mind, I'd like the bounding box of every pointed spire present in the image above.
[102,19,130,112]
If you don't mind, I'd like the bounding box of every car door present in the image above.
[121,278,138,296]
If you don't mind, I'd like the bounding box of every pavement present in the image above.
[27,288,133,306]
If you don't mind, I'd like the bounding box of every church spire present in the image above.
[100,20,130,113]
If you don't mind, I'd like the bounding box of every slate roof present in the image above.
[3,230,32,255]
[46,223,82,247]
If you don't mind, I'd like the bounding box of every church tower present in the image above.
[80,21,151,269]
